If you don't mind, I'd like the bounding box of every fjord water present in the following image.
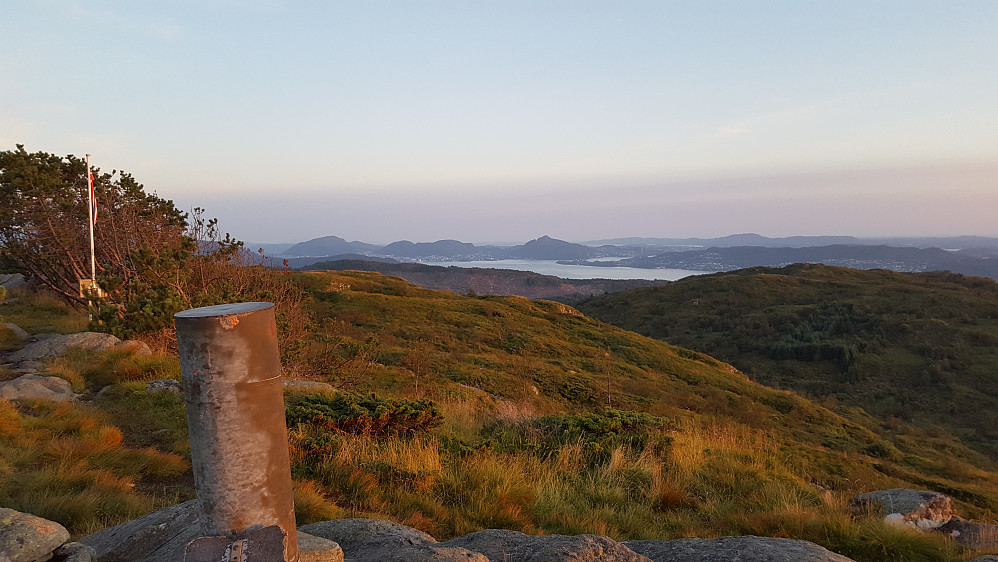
[418,259,708,280]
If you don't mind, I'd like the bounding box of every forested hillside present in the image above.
[576,264,998,458]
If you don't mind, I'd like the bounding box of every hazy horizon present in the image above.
[4,2,996,243]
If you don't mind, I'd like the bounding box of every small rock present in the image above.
[446,529,649,561]
[298,531,345,562]
[114,340,152,356]
[300,519,487,562]
[146,379,182,395]
[7,332,122,362]
[52,541,98,561]
[283,380,335,392]
[2,323,29,341]
[0,507,71,562]
[623,536,855,562]
[0,374,77,401]
[852,489,954,530]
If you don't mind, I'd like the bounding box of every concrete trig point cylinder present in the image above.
[175,302,298,561]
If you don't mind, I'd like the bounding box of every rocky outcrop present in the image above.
[300,519,486,562]
[852,489,954,530]
[0,507,71,562]
[0,374,77,401]
[624,536,854,561]
[444,529,650,561]
[5,332,123,362]
[71,502,864,562]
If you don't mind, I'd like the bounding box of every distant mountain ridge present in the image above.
[272,233,998,280]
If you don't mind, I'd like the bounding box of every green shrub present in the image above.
[287,393,443,436]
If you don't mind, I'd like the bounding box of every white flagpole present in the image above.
[86,154,96,288]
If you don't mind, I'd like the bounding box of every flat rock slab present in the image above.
[0,373,76,401]
[80,499,202,562]
[6,332,122,362]
[445,529,650,561]
[852,489,953,530]
[0,507,71,562]
[623,536,855,562]
[300,519,486,562]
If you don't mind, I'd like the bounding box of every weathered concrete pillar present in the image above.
[175,302,298,561]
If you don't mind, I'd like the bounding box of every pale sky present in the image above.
[2,1,996,244]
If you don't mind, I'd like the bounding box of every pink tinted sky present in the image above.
[2,1,996,243]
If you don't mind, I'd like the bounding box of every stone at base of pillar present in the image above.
[297,532,344,562]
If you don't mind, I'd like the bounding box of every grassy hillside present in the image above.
[576,264,998,458]
[3,271,998,560]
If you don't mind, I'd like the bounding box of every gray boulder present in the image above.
[624,536,854,561]
[0,507,71,562]
[0,374,76,401]
[114,339,152,356]
[300,519,487,562]
[445,529,650,561]
[2,323,28,341]
[938,517,998,549]
[852,489,953,530]
[0,273,26,289]
[6,332,121,362]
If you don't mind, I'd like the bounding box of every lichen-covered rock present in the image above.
[445,529,650,561]
[0,507,71,562]
[79,499,201,562]
[300,519,487,562]
[852,489,954,530]
[623,536,855,562]
[6,332,122,362]
[0,374,77,401]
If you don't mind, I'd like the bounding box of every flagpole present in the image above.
[86,154,96,290]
